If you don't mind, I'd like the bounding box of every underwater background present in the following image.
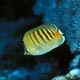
[0,0,80,80]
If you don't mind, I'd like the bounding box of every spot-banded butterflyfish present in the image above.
[23,23,65,56]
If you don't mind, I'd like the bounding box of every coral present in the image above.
[0,0,80,80]
[33,0,80,53]
[52,69,80,80]
[33,0,80,79]
[0,62,58,80]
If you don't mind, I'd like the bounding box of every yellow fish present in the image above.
[23,23,65,56]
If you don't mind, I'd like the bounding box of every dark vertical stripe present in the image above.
[33,31,41,44]
[49,27,55,37]
[29,32,37,46]
[41,28,50,40]
[37,29,46,43]
[45,28,54,39]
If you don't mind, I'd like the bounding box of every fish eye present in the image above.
[58,29,63,35]
[25,49,28,52]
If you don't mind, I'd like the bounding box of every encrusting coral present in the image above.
[33,0,80,79]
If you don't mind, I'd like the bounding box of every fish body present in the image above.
[23,23,65,56]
